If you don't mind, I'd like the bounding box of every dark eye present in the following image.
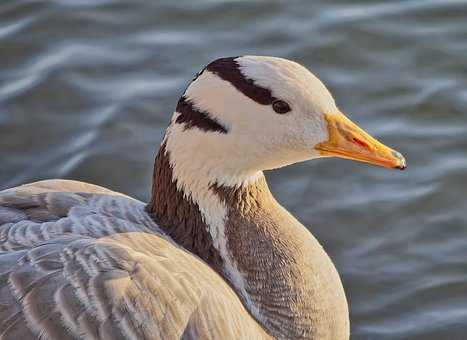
[272,100,291,114]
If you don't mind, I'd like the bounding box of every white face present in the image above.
[165,56,338,186]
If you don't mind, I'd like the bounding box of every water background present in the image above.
[1,1,467,338]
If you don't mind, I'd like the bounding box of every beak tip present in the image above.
[395,164,407,171]
[392,151,406,170]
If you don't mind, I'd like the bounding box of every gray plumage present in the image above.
[0,180,268,340]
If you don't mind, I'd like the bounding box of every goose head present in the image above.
[164,56,406,188]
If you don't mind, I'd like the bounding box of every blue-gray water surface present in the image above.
[1,0,467,339]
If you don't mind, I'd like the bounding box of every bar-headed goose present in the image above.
[0,56,405,340]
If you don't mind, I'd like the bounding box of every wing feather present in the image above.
[0,180,269,339]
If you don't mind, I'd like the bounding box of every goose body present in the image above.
[0,56,405,339]
[0,180,268,339]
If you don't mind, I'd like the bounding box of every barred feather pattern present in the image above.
[0,180,269,340]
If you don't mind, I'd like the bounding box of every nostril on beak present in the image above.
[352,137,369,149]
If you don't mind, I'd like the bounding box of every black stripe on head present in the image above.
[206,57,277,105]
[175,96,228,134]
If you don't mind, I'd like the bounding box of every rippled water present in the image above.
[1,0,467,338]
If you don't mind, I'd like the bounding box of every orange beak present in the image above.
[315,112,406,170]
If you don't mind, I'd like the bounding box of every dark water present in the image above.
[1,0,467,338]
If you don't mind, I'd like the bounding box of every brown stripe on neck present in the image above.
[175,96,228,134]
[145,143,348,338]
[206,57,277,105]
[145,142,223,269]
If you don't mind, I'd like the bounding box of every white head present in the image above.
[164,56,405,188]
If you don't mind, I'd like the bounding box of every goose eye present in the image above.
[272,100,291,114]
